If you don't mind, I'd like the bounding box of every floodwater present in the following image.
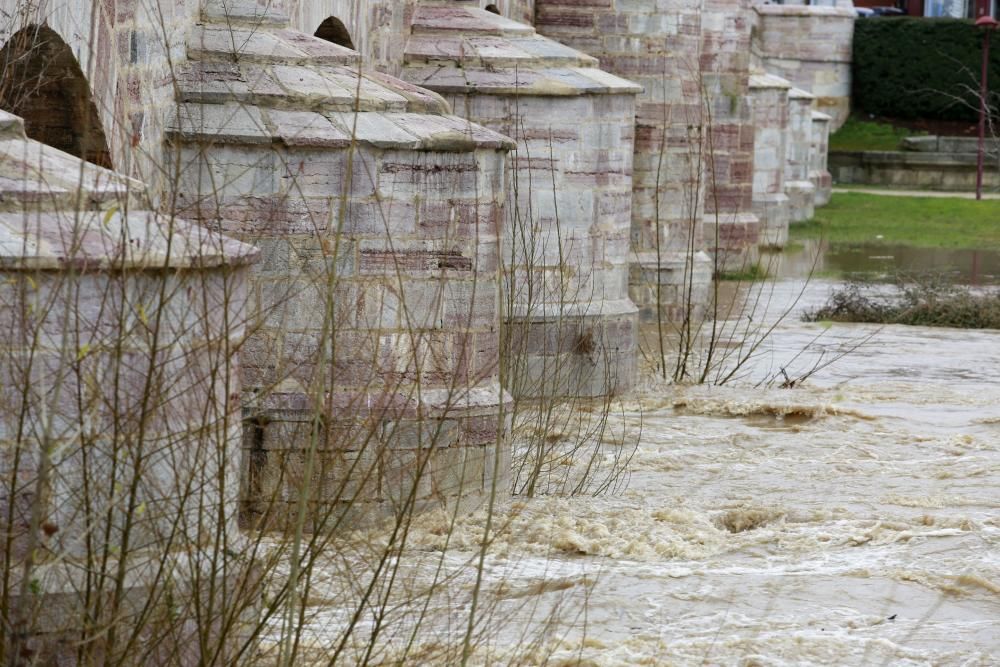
[778,239,1000,285]
[262,278,1000,666]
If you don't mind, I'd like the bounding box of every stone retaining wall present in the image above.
[901,135,1000,156]
[829,150,1000,191]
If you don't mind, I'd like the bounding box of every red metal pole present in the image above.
[975,17,998,199]
[978,29,989,200]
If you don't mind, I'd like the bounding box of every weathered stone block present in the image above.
[0,111,256,663]
[400,4,641,398]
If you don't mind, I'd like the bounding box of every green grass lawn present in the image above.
[791,192,1000,249]
[829,117,922,152]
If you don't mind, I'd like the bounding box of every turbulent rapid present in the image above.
[262,280,1000,666]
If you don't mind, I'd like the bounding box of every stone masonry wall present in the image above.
[535,0,761,319]
[810,110,833,207]
[228,143,511,526]
[700,0,761,274]
[496,0,536,23]
[401,3,640,398]
[749,72,791,248]
[281,0,416,76]
[0,110,256,663]
[0,0,200,195]
[535,0,711,322]
[485,94,638,398]
[785,87,816,223]
[0,0,845,532]
[751,3,855,129]
[168,6,514,528]
[280,1,535,76]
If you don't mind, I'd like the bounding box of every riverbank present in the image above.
[791,192,1000,250]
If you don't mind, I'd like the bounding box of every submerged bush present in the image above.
[805,275,1000,329]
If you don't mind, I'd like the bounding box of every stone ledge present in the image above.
[789,87,815,101]
[754,5,857,19]
[402,6,641,98]
[749,72,792,89]
[188,25,358,67]
[831,149,993,168]
[247,382,511,420]
[829,149,1000,191]
[166,102,516,152]
[506,297,639,322]
[175,61,440,114]
[404,65,641,97]
[901,135,1000,155]
[201,0,290,27]
[410,5,536,37]
[0,210,258,270]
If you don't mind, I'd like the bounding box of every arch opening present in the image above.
[0,25,112,168]
[485,4,501,14]
[314,17,355,50]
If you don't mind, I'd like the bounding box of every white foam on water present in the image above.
[254,279,1000,665]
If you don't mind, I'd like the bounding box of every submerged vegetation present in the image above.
[715,264,767,282]
[791,193,1000,250]
[805,275,1000,329]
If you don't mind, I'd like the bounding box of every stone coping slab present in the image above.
[831,149,993,166]
[412,5,535,37]
[506,297,639,321]
[0,210,258,270]
[0,110,139,209]
[901,135,1000,155]
[702,212,761,225]
[754,5,857,18]
[177,15,515,152]
[749,72,793,90]
[0,110,257,269]
[250,383,511,418]
[167,102,515,151]
[402,6,641,97]
[201,0,290,27]
[0,110,23,138]
[402,65,641,97]
[188,25,358,66]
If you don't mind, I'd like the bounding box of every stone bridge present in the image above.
[0,0,850,660]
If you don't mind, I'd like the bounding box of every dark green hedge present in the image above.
[853,18,1000,122]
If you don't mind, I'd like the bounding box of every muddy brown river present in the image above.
[261,279,1000,666]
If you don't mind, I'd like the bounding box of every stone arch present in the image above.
[314,17,355,50]
[0,25,112,169]
[485,4,501,14]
